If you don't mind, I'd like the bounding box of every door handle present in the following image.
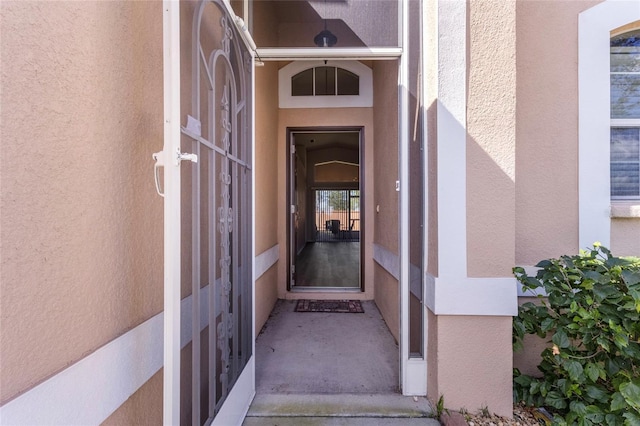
[153,148,198,198]
[152,151,164,197]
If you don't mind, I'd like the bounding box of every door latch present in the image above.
[152,148,198,198]
[176,147,198,165]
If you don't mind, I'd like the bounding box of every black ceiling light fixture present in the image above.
[314,0,337,47]
[314,27,337,47]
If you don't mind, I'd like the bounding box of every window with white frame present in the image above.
[279,61,373,109]
[610,29,640,199]
[579,4,640,247]
[292,66,360,97]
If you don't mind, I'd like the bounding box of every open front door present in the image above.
[161,1,255,424]
[288,133,298,288]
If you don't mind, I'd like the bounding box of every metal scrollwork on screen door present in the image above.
[184,1,252,422]
[218,82,233,394]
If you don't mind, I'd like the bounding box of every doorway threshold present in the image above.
[290,286,362,293]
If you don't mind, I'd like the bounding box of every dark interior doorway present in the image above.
[288,129,363,290]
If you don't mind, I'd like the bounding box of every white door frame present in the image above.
[161,2,182,424]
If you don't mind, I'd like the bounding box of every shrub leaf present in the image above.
[611,392,628,412]
[545,391,567,410]
[512,246,640,426]
[620,380,640,412]
[585,363,600,383]
[564,360,584,382]
[553,329,570,348]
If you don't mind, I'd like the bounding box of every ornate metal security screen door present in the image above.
[162,1,255,425]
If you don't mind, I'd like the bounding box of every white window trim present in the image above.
[610,30,640,202]
[578,1,640,248]
[279,60,373,109]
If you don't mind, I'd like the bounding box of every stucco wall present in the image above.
[515,0,601,266]
[251,0,278,48]
[374,265,400,342]
[372,60,399,330]
[436,316,513,418]
[255,267,279,334]
[467,0,516,277]
[372,63,399,255]
[101,371,163,426]
[426,309,438,404]
[255,1,397,49]
[425,0,439,277]
[611,218,640,257]
[254,72,280,326]
[509,0,639,385]
[254,60,280,333]
[255,63,280,255]
[0,0,163,407]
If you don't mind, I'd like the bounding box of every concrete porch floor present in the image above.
[243,300,439,425]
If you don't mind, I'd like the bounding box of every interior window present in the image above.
[337,68,359,95]
[291,67,360,97]
[292,68,314,96]
[610,29,640,198]
[315,66,336,95]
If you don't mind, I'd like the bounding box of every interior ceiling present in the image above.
[269,0,351,23]
[294,132,359,149]
[259,0,394,48]
[270,0,321,23]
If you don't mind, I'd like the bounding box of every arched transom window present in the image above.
[292,66,359,96]
[279,61,373,108]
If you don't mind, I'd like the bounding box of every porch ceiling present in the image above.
[294,131,359,150]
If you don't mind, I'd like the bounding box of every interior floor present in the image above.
[255,299,399,394]
[294,242,360,288]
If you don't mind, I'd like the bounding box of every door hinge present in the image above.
[291,144,296,154]
[395,180,400,192]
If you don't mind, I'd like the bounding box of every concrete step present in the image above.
[245,393,438,419]
[243,416,441,425]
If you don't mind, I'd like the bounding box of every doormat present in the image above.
[295,299,364,313]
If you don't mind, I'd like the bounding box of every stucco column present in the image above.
[425,0,517,418]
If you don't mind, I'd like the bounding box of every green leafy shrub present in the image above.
[513,245,640,426]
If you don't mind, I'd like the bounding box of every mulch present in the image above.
[441,404,544,426]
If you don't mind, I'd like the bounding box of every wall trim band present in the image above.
[373,243,518,316]
[254,244,279,280]
[0,246,277,425]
